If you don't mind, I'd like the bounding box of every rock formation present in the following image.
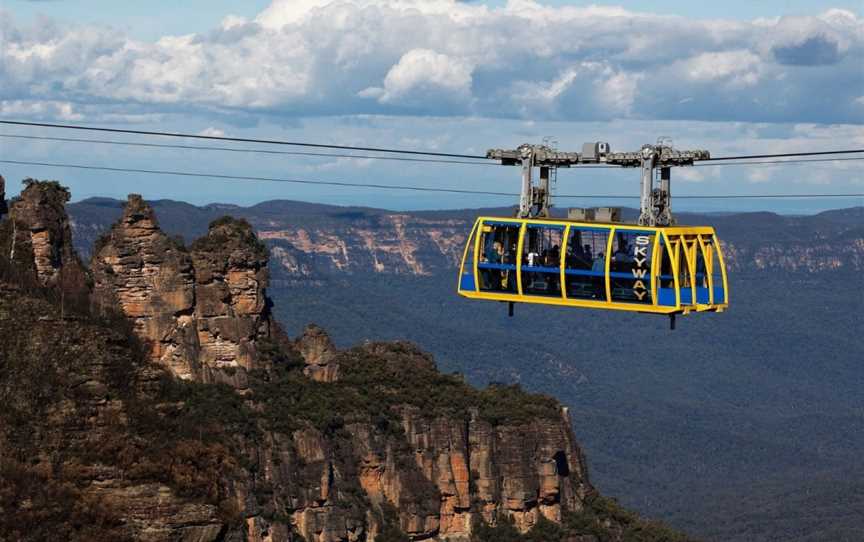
[86,196,602,540]
[91,196,275,385]
[7,179,88,293]
[91,194,200,379]
[191,217,270,374]
[229,348,594,541]
[297,324,339,382]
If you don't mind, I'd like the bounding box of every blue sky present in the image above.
[9,1,862,34]
[1,1,862,212]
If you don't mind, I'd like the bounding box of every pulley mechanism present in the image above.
[487,139,710,225]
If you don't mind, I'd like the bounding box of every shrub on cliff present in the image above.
[191,215,267,258]
[0,458,131,542]
[471,515,523,542]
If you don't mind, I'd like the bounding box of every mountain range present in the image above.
[63,196,864,541]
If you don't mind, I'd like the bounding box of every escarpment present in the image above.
[241,340,596,541]
[0,181,691,542]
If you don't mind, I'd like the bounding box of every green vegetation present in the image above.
[469,502,693,542]
[564,495,695,542]
[249,338,563,436]
[471,514,524,542]
[191,215,267,257]
[20,178,71,204]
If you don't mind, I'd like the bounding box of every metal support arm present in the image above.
[487,141,709,223]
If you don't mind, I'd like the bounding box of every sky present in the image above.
[1,0,863,213]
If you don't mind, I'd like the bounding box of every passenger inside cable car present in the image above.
[522,224,563,296]
[478,222,518,293]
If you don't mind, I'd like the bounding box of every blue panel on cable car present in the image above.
[680,289,693,305]
[658,288,677,306]
[460,273,475,291]
[713,286,725,304]
[697,287,711,304]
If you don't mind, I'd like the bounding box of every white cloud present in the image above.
[678,50,764,87]
[363,49,474,106]
[197,127,225,137]
[597,71,643,114]
[0,100,82,120]
[747,167,776,183]
[676,167,706,183]
[0,3,861,124]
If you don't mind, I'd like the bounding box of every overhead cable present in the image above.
[0,134,494,166]
[0,120,488,160]
[3,120,862,162]
[3,133,863,169]
[2,158,862,200]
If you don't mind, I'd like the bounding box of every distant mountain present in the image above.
[69,197,864,276]
[65,197,864,542]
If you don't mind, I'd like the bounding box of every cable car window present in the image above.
[478,222,519,293]
[703,235,726,304]
[564,227,609,300]
[521,224,564,297]
[694,236,710,304]
[657,235,676,306]
[678,236,698,304]
[460,222,478,291]
[610,230,655,304]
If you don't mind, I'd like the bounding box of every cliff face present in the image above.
[91,196,273,385]
[82,194,601,540]
[0,183,689,542]
[233,340,595,542]
[259,216,467,278]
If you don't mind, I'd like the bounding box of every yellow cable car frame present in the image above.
[457,216,729,317]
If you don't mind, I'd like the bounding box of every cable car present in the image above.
[457,217,728,319]
[459,141,728,326]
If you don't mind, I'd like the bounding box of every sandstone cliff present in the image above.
[190,216,271,377]
[6,179,89,295]
[91,196,273,386]
[0,182,690,542]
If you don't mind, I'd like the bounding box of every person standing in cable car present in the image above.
[482,240,502,291]
[592,252,605,299]
[504,242,517,291]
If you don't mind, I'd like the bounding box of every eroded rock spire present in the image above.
[7,179,89,296]
[191,216,271,375]
[92,195,275,384]
[91,194,199,379]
